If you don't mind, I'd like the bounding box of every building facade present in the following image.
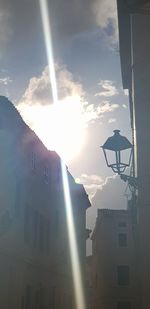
[117,1,150,308]
[86,255,94,309]
[0,96,91,309]
[90,209,139,309]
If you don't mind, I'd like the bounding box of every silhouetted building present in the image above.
[0,96,91,309]
[89,208,140,309]
[117,1,150,308]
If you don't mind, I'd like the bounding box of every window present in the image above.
[117,301,131,309]
[118,233,127,247]
[35,287,45,308]
[44,166,49,184]
[39,287,45,308]
[33,210,38,248]
[95,273,98,287]
[117,265,130,286]
[24,206,34,245]
[31,151,36,170]
[24,205,49,254]
[45,219,50,254]
[25,285,31,309]
[55,209,59,235]
[24,205,30,244]
[15,183,21,216]
[118,221,126,228]
[39,214,44,251]
[35,289,40,308]
[21,296,24,309]
[49,287,56,309]
[56,165,61,187]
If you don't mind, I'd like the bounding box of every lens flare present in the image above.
[61,163,86,309]
[39,1,86,308]
[39,0,57,105]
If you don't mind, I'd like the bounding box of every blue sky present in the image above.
[0,0,132,246]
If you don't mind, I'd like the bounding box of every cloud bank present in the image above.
[19,65,84,107]
[18,65,120,126]
[76,174,103,200]
[17,64,121,162]
[0,0,118,57]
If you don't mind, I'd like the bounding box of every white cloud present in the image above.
[76,173,104,200]
[77,173,103,185]
[0,77,12,85]
[86,175,128,232]
[18,66,120,129]
[92,174,128,210]
[17,65,90,162]
[19,65,84,107]
[0,0,118,65]
[19,68,51,106]
[93,0,117,28]
[82,101,119,126]
[93,0,118,45]
[83,104,102,124]
[95,80,119,97]
[99,174,116,188]
[108,118,116,124]
[76,173,125,203]
[123,89,129,96]
[97,101,119,113]
[17,66,121,161]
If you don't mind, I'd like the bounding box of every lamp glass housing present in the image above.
[102,130,133,175]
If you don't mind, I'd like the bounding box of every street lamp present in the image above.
[101,130,137,189]
[101,130,133,174]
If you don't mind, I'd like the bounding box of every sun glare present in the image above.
[19,96,86,163]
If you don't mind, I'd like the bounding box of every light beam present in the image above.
[40,0,57,105]
[39,1,86,308]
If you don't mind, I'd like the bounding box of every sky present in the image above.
[0,0,132,250]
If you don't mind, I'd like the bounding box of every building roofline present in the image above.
[1,96,91,209]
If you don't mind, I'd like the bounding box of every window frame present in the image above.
[118,233,127,247]
[31,151,36,170]
[117,265,130,286]
[44,165,49,184]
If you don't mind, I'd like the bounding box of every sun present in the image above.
[19,96,86,163]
